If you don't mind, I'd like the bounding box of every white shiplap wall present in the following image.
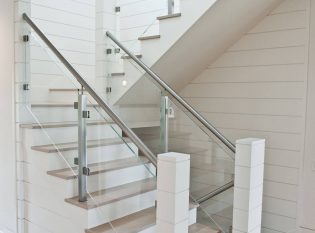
[180,0,309,232]
[15,0,96,232]
[29,0,96,102]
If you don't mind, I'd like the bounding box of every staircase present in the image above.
[18,0,282,231]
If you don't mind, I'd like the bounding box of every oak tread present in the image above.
[66,178,156,210]
[138,35,160,41]
[85,208,217,233]
[157,13,182,20]
[20,120,113,129]
[31,137,130,153]
[47,157,150,180]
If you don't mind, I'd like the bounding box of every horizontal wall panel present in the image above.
[263,196,297,219]
[31,0,95,17]
[194,64,306,83]
[265,149,301,168]
[181,82,305,99]
[34,19,95,41]
[216,128,302,151]
[211,46,305,68]
[229,29,306,51]
[30,45,95,66]
[264,165,299,185]
[184,97,305,116]
[271,0,307,14]
[249,11,306,34]
[264,181,298,202]
[262,212,297,232]
[197,112,303,134]
[120,0,166,17]
[31,5,95,29]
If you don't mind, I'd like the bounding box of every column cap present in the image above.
[236,138,265,146]
[158,152,190,163]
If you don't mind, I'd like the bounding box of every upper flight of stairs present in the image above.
[115,0,283,108]
[109,0,221,105]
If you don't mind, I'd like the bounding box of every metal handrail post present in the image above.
[168,0,174,15]
[78,92,88,202]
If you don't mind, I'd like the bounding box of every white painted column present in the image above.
[156,152,190,233]
[233,138,265,233]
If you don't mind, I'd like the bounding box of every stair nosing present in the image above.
[20,120,114,129]
[31,137,131,153]
[157,13,182,20]
[110,72,125,77]
[85,202,199,233]
[47,157,150,180]
[138,35,160,41]
[49,88,83,92]
[121,54,142,59]
[65,177,156,210]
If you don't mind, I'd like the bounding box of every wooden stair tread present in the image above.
[31,137,131,153]
[20,120,114,129]
[138,35,160,41]
[85,204,206,233]
[121,54,142,59]
[49,88,83,92]
[85,207,155,233]
[47,157,150,180]
[150,146,208,155]
[137,131,191,140]
[157,13,182,20]
[66,178,156,210]
[110,72,125,77]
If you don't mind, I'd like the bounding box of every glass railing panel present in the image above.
[168,97,234,199]
[22,22,157,232]
[109,41,235,232]
[196,188,234,233]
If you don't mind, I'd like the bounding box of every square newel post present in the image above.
[157,152,190,233]
[233,138,265,233]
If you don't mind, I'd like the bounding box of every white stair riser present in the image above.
[24,201,87,233]
[24,182,88,230]
[22,124,122,145]
[23,142,138,171]
[24,160,155,198]
[87,190,157,228]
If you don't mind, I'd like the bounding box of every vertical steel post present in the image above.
[168,0,174,15]
[78,90,88,202]
[160,94,169,153]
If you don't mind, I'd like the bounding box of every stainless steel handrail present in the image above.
[106,31,236,154]
[196,181,234,204]
[23,13,157,167]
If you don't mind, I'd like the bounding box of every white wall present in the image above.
[28,0,96,103]
[299,0,315,231]
[0,0,17,233]
[180,0,310,232]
